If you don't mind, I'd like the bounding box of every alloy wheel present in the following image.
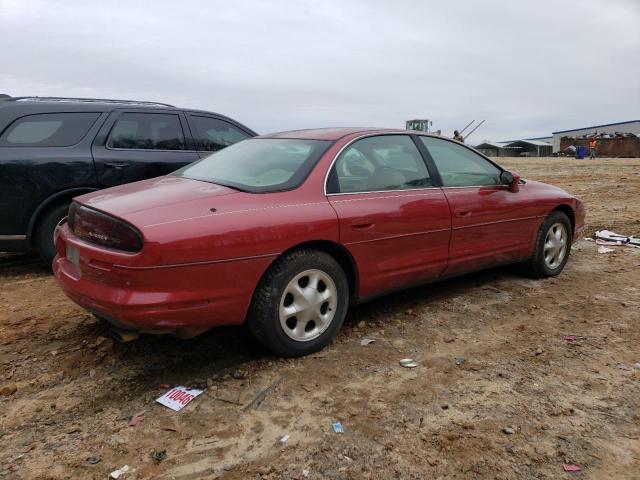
[279,269,338,342]
[543,222,568,269]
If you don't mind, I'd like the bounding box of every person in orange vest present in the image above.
[589,137,597,159]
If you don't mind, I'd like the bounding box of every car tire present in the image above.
[35,202,70,268]
[523,210,573,278]
[247,249,349,357]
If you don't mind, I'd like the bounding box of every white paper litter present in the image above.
[598,246,615,254]
[156,386,203,411]
[110,465,130,479]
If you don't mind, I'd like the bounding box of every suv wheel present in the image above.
[247,249,349,357]
[35,202,70,267]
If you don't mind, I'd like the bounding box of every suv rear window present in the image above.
[0,112,100,147]
[107,113,186,150]
[190,116,250,151]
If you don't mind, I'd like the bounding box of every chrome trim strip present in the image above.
[344,227,451,246]
[321,132,514,194]
[327,186,439,197]
[451,215,542,230]
[330,191,444,203]
[0,235,26,241]
[114,251,280,270]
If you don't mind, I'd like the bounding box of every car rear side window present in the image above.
[0,112,100,147]
[190,116,251,151]
[419,136,502,187]
[107,113,186,150]
[327,135,432,194]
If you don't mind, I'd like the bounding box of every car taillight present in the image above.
[67,202,143,252]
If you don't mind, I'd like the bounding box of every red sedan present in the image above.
[54,128,585,356]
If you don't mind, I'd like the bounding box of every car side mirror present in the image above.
[500,170,521,192]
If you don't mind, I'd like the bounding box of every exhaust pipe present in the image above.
[110,327,140,343]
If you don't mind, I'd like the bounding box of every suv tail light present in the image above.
[67,202,143,252]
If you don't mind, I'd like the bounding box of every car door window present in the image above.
[107,113,186,150]
[190,116,251,151]
[419,136,501,187]
[0,112,100,147]
[328,135,431,194]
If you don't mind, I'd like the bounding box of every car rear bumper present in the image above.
[53,230,274,333]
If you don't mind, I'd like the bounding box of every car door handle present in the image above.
[351,221,375,230]
[455,209,471,217]
[104,162,130,169]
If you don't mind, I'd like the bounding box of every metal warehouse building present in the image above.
[475,142,508,157]
[475,139,552,157]
[503,139,553,157]
[551,120,640,153]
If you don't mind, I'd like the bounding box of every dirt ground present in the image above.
[1,157,639,480]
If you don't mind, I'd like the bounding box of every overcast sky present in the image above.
[1,0,638,142]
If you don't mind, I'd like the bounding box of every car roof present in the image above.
[0,97,239,116]
[0,97,258,135]
[1,96,176,110]
[258,127,419,141]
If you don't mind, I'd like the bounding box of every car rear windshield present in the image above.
[174,138,333,192]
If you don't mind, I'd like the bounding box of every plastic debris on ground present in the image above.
[591,229,640,248]
[598,246,615,254]
[85,456,100,465]
[279,434,290,443]
[360,338,376,346]
[455,357,466,365]
[128,410,145,427]
[563,463,582,472]
[399,358,418,368]
[564,335,577,343]
[156,386,204,412]
[110,465,130,479]
[332,421,344,433]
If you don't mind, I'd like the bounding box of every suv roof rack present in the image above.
[12,96,174,107]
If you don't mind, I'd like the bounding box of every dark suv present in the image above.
[0,96,257,264]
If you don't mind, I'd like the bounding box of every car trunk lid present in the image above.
[76,176,241,218]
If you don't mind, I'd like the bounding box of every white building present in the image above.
[551,120,640,153]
